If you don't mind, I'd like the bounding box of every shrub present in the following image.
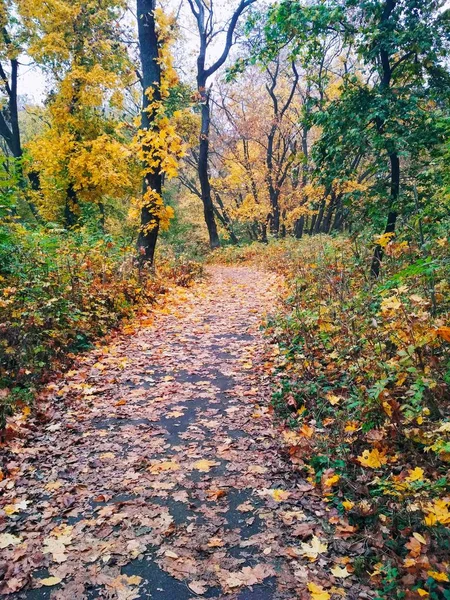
[0,224,202,429]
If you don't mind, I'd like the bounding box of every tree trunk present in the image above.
[136,0,162,266]
[64,183,79,228]
[314,199,326,234]
[214,191,238,244]
[294,215,305,239]
[198,95,220,248]
[370,152,399,278]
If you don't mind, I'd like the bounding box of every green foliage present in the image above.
[219,235,450,596]
[0,224,201,429]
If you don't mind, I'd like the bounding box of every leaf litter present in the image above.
[0,267,375,599]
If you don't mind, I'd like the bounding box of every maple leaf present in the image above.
[323,474,340,487]
[43,537,68,564]
[207,537,224,547]
[206,488,226,500]
[435,326,450,342]
[345,421,359,432]
[357,448,388,469]
[270,489,290,502]
[189,581,208,595]
[300,536,328,561]
[331,565,350,578]
[326,393,342,405]
[149,460,180,474]
[307,582,330,599]
[4,499,28,516]
[193,459,219,472]
[423,499,450,526]
[406,467,424,482]
[0,533,22,549]
[237,502,254,512]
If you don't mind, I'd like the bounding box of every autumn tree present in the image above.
[135,2,185,265]
[212,61,302,241]
[266,0,450,275]
[0,0,41,218]
[18,0,133,226]
[186,0,257,249]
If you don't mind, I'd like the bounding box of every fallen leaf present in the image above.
[300,536,328,561]
[193,459,219,472]
[38,576,62,587]
[331,565,350,578]
[0,533,22,549]
[307,582,330,600]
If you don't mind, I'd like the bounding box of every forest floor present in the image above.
[1,267,375,600]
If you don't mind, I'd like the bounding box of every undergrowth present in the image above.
[215,234,450,599]
[0,224,202,430]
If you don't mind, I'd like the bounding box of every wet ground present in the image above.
[1,267,374,599]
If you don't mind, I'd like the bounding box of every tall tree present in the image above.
[0,0,40,218]
[19,0,133,226]
[136,0,162,265]
[266,0,450,275]
[187,0,257,249]
[135,3,184,264]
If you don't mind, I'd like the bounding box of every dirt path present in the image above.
[1,267,373,600]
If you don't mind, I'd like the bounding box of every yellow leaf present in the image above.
[357,448,388,469]
[326,393,342,406]
[149,461,180,474]
[413,532,427,545]
[417,590,429,597]
[342,500,354,510]
[193,459,219,473]
[307,582,330,600]
[406,467,424,482]
[423,499,450,526]
[38,577,62,587]
[324,474,340,487]
[271,489,290,502]
[427,570,449,582]
[331,565,350,579]
[301,536,328,561]
[344,421,359,432]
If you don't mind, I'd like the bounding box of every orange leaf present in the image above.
[435,326,450,342]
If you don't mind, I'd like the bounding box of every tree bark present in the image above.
[370,152,399,278]
[370,0,398,278]
[136,0,162,266]
[198,90,220,248]
[0,53,41,220]
[187,0,256,249]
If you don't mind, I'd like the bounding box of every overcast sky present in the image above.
[18,0,248,103]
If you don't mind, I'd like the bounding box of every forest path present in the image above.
[2,267,373,600]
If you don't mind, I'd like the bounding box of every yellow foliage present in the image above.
[307,582,330,600]
[357,448,388,469]
[423,498,450,526]
[133,8,186,234]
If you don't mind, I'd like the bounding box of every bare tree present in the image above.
[186,0,257,248]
